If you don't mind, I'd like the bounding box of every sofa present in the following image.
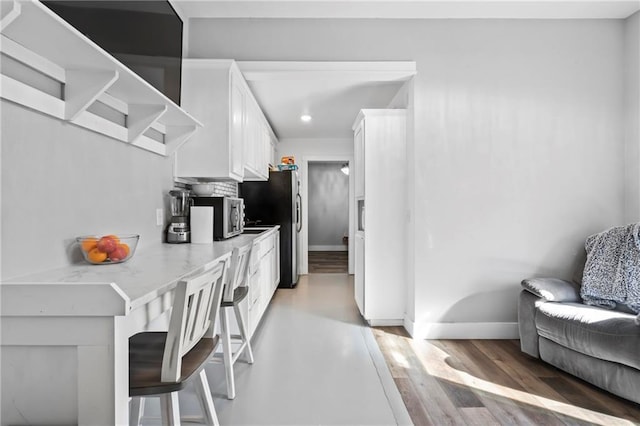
[518,259,640,405]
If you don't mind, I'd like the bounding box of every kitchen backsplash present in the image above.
[178,181,238,197]
[210,181,238,197]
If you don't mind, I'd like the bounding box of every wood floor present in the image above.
[372,326,640,426]
[308,250,348,273]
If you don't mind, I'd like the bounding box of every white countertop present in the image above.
[2,227,279,314]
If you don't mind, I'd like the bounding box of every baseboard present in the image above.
[367,319,404,327]
[404,316,519,339]
[403,316,416,337]
[308,245,347,252]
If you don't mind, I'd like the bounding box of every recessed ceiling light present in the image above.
[300,114,312,123]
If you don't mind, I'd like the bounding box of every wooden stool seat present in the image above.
[130,333,219,397]
[220,286,248,307]
[215,244,255,400]
[128,260,228,426]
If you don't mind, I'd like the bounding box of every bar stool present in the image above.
[128,259,228,426]
[216,243,255,399]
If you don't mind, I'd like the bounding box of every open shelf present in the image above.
[0,0,201,156]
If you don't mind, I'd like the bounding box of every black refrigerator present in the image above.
[239,170,301,288]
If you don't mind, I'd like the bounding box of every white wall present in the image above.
[625,11,640,223]
[276,138,354,274]
[1,101,174,279]
[188,18,627,337]
[387,78,417,324]
[308,162,349,251]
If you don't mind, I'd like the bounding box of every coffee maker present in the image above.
[167,189,191,243]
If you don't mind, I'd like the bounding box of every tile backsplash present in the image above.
[178,181,239,197]
[210,181,238,197]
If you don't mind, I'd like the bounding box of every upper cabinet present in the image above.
[229,70,247,179]
[354,119,365,198]
[242,95,271,181]
[176,59,276,182]
[0,0,201,156]
[269,136,277,168]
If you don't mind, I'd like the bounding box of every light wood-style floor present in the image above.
[308,250,348,273]
[372,326,640,426]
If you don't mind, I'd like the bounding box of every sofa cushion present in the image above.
[536,302,640,370]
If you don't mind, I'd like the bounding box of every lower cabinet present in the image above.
[217,229,280,342]
[247,229,280,337]
[354,232,365,317]
[272,231,280,293]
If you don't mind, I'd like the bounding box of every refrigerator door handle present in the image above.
[296,193,302,233]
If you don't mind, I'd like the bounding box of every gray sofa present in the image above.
[518,276,640,404]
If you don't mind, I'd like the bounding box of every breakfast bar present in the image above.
[0,229,278,425]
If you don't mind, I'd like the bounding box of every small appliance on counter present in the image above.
[167,189,192,243]
[192,196,244,240]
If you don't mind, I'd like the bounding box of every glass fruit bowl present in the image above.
[77,234,139,265]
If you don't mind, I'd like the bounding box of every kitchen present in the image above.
[2,0,640,424]
[0,0,411,424]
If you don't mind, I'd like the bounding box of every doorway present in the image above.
[237,61,416,276]
[307,161,350,273]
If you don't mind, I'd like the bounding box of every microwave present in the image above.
[192,196,244,240]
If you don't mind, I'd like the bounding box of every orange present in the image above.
[81,237,98,252]
[87,247,108,263]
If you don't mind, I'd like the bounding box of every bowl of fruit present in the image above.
[77,234,139,265]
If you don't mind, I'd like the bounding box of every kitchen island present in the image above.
[0,227,279,426]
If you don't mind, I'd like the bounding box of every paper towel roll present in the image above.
[190,206,214,244]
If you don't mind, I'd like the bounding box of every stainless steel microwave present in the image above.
[192,196,244,240]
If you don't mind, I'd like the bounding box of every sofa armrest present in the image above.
[518,290,541,358]
[521,278,581,303]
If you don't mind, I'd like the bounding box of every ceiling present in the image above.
[175,0,640,20]
[174,0,639,141]
[237,62,415,140]
[246,79,403,139]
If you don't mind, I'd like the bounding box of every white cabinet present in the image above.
[176,60,276,182]
[269,137,278,168]
[352,109,406,325]
[177,60,244,181]
[354,232,365,316]
[243,101,257,177]
[354,121,365,198]
[273,230,280,292]
[222,228,280,341]
[246,228,280,336]
[243,100,274,181]
[230,71,247,179]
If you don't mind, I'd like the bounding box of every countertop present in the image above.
[2,227,279,313]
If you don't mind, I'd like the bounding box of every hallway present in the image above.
[308,251,348,273]
[143,274,410,425]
